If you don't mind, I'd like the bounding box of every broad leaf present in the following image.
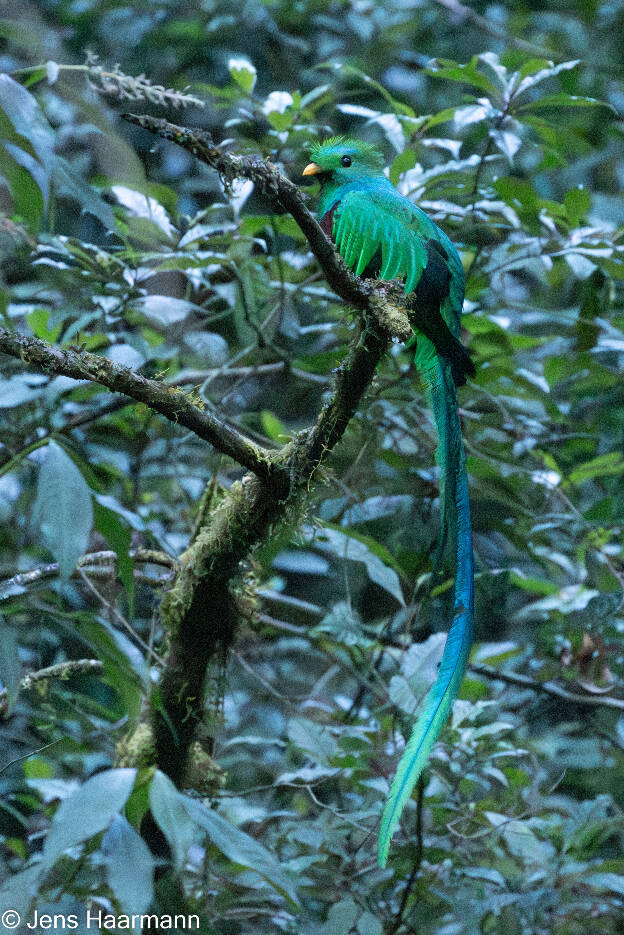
[306,525,405,606]
[32,440,94,577]
[184,796,300,907]
[41,769,136,873]
[101,814,154,914]
[148,770,196,872]
[0,615,20,714]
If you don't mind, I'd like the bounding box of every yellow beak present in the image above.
[302,162,322,176]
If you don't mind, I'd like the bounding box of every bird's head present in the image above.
[303,137,384,184]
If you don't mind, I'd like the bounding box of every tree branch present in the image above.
[122,114,371,308]
[0,328,277,482]
[1,659,104,718]
[169,362,330,387]
[46,115,411,784]
[0,549,177,601]
[470,663,624,712]
[20,658,104,690]
[429,0,562,60]
[121,115,415,343]
[152,307,395,781]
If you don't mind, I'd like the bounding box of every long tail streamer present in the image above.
[377,355,474,867]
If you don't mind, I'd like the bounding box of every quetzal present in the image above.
[303,138,475,867]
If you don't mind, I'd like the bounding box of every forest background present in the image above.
[0,1,623,933]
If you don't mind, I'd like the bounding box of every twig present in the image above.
[60,396,130,431]
[0,739,63,776]
[306,784,369,833]
[470,662,624,712]
[20,658,103,690]
[429,0,563,60]
[387,775,425,932]
[77,568,164,665]
[255,612,308,636]
[0,549,177,599]
[169,362,330,386]
[232,650,306,703]
[0,660,104,718]
[13,60,204,108]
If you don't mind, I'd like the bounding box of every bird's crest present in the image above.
[308,136,385,172]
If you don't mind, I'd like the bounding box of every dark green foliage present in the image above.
[0,1,623,932]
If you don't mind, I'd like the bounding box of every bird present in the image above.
[303,137,475,867]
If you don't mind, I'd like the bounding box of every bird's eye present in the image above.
[341,155,352,167]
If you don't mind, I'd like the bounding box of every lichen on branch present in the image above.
[0,328,277,481]
[1,117,415,786]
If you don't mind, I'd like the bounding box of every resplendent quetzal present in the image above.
[303,137,475,867]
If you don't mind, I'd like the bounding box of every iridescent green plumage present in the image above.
[304,138,475,867]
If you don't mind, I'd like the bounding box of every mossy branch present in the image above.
[122,114,368,306]
[111,117,419,784]
[0,328,278,482]
[2,114,414,785]
[123,113,415,339]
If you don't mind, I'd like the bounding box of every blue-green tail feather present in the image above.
[378,354,474,867]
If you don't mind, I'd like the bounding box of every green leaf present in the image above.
[101,814,154,914]
[388,634,447,716]
[427,55,500,95]
[586,872,624,896]
[293,347,347,374]
[183,796,300,908]
[0,374,43,407]
[300,83,332,111]
[514,59,581,98]
[41,769,136,873]
[0,864,41,918]
[0,437,49,481]
[53,156,116,231]
[518,93,614,112]
[0,73,54,231]
[288,717,337,764]
[341,494,412,525]
[389,148,416,187]
[325,897,358,935]
[0,615,20,714]
[357,913,383,935]
[19,66,50,88]
[27,307,63,342]
[306,525,405,605]
[260,409,289,440]
[32,440,94,577]
[148,770,196,872]
[509,572,558,595]
[136,295,197,326]
[494,177,538,214]
[0,73,54,164]
[0,145,45,230]
[312,601,375,648]
[228,57,257,94]
[93,500,134,621]
[569,452,624,484]
[564,186,591,227]
[485,812,556,864]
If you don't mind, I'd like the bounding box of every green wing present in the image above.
[332,190,429,292]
